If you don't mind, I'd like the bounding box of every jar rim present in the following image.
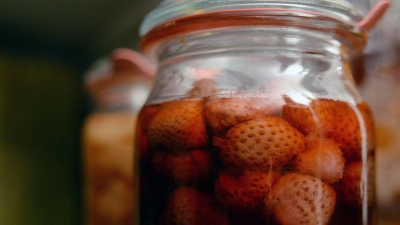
[139,8,368,59]
[139,0,367,37]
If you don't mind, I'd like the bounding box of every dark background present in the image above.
[0,0,161,69]
[0,1,160,224]
[0,1,399,225]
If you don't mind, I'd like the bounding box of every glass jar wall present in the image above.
[135,1,378,224]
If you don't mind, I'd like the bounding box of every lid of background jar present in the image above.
[84,48,156,96]
[140,0,377,37]
[365,0,399,54]
[84,49,156,111]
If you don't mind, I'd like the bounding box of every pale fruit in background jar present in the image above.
[82,112,137,225]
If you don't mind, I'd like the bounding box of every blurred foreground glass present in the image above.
[135,0,389,225]
[81,49,154,225]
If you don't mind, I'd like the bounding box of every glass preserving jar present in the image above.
[82,49,154,225]
[135,1,389,224]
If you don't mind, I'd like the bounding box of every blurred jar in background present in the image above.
[81,49,154,225]
[355,1,400,223]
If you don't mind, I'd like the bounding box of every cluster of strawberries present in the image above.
[137,92,375,225]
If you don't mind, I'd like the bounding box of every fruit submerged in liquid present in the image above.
[137,94,375,225]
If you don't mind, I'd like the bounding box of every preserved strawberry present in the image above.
[264,173,336,225]
[215,117,306,170]
[214,170,279,213]
[291,138,345,184]
[147,99,208,152]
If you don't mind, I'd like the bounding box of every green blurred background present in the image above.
[0,53,82,224]
[0,0,399,225]
[0,1,160,224]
